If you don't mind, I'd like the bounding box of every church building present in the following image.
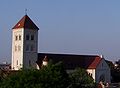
[11,15,39,70]
[11,15,111,83]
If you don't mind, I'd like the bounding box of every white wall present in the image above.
[87,59,111,83]
[12,28,24,70]
[96,59,111,83]
[87,69,95,82]
[12,28,38,70]
[23,29,38,69]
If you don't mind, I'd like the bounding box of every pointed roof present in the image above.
[12,15,39,30]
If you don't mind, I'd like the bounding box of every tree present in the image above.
[108,59,120,82]
[37,61,70,88]
[0,62,96,88]
[68,68,96,88]
[0,61,70,88]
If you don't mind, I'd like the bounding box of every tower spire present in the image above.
[25,9,27,15]
[12,14,39,29]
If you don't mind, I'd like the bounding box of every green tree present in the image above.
[0,62,97,88]
[0,61,70,88]
[107,59,120,82]
[37,61,70,88]
[68,68,96,88]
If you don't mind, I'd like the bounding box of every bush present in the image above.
[0,62,70,88]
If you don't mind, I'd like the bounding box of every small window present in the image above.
[26,35,29,40]
[15,36,18,41]
[29,60,31,66]
[19,35,21,40]
[31,35,34,40]
[17,60,18,65]
[30,45,34,51]
[26,45,29,51]
[15,46,17,51]
[18,45,21,51]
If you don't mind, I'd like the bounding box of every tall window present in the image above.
[26,34,29,40]
[30,45,34,51]
[18,45,21,51]
[19,35,21,40]
[15,46,17,51]
[29,60,31,66]
[15,36,18,41]
[31,35,34,40]
[17,60,18,65]
[26,45,29,51]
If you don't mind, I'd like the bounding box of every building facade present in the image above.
[11,15,39,70]
[11,15,110,83]
[37,53,111,83]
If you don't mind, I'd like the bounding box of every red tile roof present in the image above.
[37,53,102,69]
[86,56,102,69]
[12,15,39,30]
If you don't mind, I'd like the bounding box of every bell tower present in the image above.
[11,15,39,70]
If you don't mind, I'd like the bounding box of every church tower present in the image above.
[11,15,39,70]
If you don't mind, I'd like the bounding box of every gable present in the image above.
[12,15,39,30]
[96,59,110,70]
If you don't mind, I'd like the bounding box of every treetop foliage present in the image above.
[0,61,96,88]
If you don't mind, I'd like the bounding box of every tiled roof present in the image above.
[37,53,102,69]
[12,15,39,30]
[86,56,102,69]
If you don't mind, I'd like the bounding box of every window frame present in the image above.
[30,45,34,51]
[15,46,17,51]
[15,35,18,41]
[19,35,21,40]
[26,45,29,51]
[18,45,21,51]
[17,60,18,66]
[31,35,34,40]
[26,34,29,40]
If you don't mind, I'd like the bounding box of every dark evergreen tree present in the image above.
[68,68,96,88]
[0,61,70,88]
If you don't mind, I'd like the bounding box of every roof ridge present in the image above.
[12,15,39,30]
[39,52,99,57]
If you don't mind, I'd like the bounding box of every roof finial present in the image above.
[100,54,104,59]
[25,9,27,15]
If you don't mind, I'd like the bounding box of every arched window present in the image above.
[31,45,33,51]
[31,35,34,40]
[30,45,35,51]
[19,35,21,40]
[15,35,18,41]
[26,45,29,51]
[15,46,17,51]
[26,34,29,40]
[16,60,18,65]
[29,60,31,66]
[18,45,21,51]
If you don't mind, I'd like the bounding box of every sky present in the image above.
[0,0,120,63]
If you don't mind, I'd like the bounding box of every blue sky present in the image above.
[0,0,120,63]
